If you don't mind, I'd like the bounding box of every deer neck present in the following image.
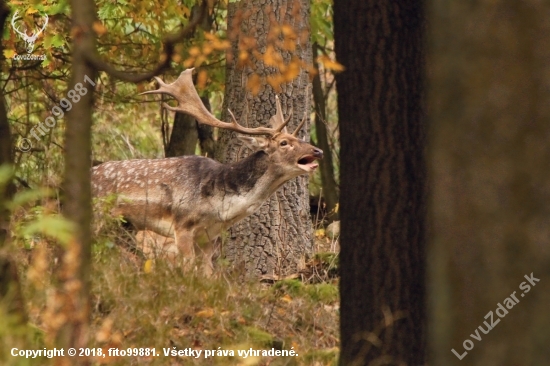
[226,150,286,196]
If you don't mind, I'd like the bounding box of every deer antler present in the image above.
[11,11,27,37]
[141,69,293,137]
[32,14,48,39]
[292,113,307,137]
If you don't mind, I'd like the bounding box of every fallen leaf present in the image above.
[195,308,214,318]
[143,259,153,273]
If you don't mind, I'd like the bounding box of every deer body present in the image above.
[92,69,322,275]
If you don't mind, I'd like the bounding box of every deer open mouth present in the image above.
[297,155,320,172]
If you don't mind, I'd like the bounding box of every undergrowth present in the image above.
[2,219,339,366]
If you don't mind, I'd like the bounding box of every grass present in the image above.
[2,217,340,366]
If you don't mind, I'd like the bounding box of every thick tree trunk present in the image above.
[216,0,313,276]
[428,1,550,365]
[334,1,426,364]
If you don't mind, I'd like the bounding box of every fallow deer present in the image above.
[92,69,322,275]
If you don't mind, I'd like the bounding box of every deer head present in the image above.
[141,69,323,177]
[11,10,48,54]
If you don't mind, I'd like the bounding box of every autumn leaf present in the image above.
[282,60,301,82]
[263,45,282,67]
[195,308,215,318]
[266,74,284,93]
[281,294,293,303]
[143,259,153,273]
[3,49,16,59]
[92,21,108,36]
[188,46,201,57]
[197,70,208,90]
[317,55,345,72]
[246,74,262,96]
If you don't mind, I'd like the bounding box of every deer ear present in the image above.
[238,136,269,151]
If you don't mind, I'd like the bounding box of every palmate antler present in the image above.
[141,69,306,137]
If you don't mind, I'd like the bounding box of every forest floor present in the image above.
[6,224,340,366]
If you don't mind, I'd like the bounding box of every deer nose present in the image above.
[313,147,323,159]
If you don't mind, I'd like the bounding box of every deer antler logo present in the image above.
[11,10,48,54]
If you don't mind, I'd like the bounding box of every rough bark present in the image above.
[216,0,313,276]
[334,0,426,365]
[312,42,338,221]
[428,1,550,365]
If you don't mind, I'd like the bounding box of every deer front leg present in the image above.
[173,227,195,272]
[194,228,216,277]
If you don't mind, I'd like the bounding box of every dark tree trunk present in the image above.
[334,1,426,365]
[312,43,338,221]
[216,0,313,277]
[428,1,550,365]
[165,112,199,157]
[165,96,213,157]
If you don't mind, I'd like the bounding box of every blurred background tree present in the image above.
[428,1,550,365]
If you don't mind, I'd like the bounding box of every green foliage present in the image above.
[21,215,75,247]
[311,0,334,47]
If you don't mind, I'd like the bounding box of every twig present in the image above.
[84,1,207,83]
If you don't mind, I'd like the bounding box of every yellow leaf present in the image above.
[246,74,262,96]
[172,53,182,63]
[92,21,107,36]
[202,44,213,56]
[266,74,284,92]
[26,8,38,15]
[282,60,300,82]
[315,228,326,239]
[281,24,295,37]
[196,308,215,318]
[3,49,16,59]
[212,39,230,51]
[263,45,282,67]
[183,57,195,68]
[143,259,153,273]
[188,46,201,57]
[317,55,345,72]
[282,38,296,51]
[197,70,208,90]
[281,294,292,303]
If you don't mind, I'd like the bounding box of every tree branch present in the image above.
[84,1,208,83]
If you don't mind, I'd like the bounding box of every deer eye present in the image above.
[280,140,288,146]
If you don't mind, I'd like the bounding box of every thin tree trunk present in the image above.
[335,0,426,364]
[216,0,313,277]
[165,96,212,157]
[428,1,550,365]
[166,112,199,157]
[0,0,26,325]
[55,0,97,362]
[312,42,338,221]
